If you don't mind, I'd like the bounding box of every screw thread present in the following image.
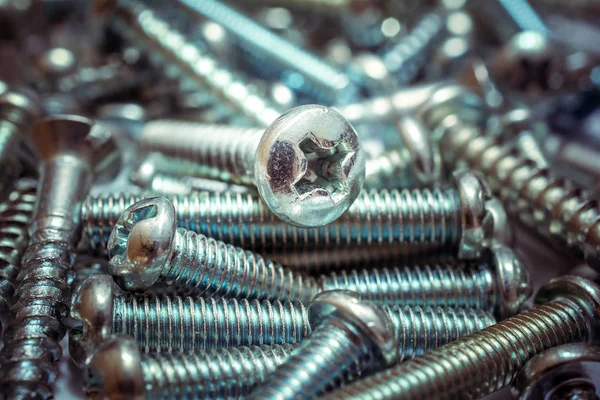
[141,121,263,185]
[0,179,37,330]
[160,228,320,303]
[249,319,379,400]
[440,121,600,268]
[109,0,281,127]
[364,149,415,188]
[139,344,296,399]
[323,297,592,400]
[112,295,310,352]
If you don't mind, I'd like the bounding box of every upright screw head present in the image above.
[255,105,365,227]
[491,244,531,318]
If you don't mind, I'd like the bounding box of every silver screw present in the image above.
[512,343,600,400]
[140,104,366,227]
[323,275,600,400]
[106,196,320,303]
[248,290,398,399]
[0,116,120,399]
[225,0,362,16]
[85,335,297,400]
[97,0,282,127]
[0,178,37,331]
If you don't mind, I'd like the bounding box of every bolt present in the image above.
[0,116,120,399]
[85,335,297,400]
[106,196,320,303]
[176,0,359,104]
[0,178,37,331]
[323,275,600,400]
[140,105,366,227]
[512,343,600,400]
[248,290,398,399]
[96,0,282,127]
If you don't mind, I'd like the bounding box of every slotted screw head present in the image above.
[492,244,531,318]
[255,105,365,228]
[107,197,175,292]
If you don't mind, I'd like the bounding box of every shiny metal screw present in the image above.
[107,196,320,303]
[249,290,398,399]
[85,335,296,400]
[140,104,366,227]
[512,343,600,400]
[323,275,600,400]
[0,116,120,399]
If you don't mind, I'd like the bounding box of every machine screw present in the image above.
[85,335,296,400]
[81,169,496,268]
[0,178,37,331]
[107,196,320,303]
[0,116,120,399]
[512,343,600,400]
[140,105,366,227]
[249,290,398,399]
[97,0,282,127]
[322,275,600,400]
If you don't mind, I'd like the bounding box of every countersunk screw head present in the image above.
[512,343,600,399]
[491,245,532,319]
[107,197,175,292]
[86,335,145,400]
[309,290,398,365]
[255,105,365,228]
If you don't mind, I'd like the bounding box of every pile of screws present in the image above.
[1,0,600,399]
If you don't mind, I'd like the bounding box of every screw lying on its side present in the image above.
[249,290,398,399]
[85,335,297,400]
[107,196,320,303]
[140,104,366,227]
[322,275,600,400]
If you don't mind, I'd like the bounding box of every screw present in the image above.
[0,178,37,331]
[85,335,297,400]
[323,275,600,400]
[225,0,367,16]
[176,0,359,104]
[96,0,282,127]
[106,196,320,303]
[0,116,120,399]
[249,290,398,399]
[141,104,366,227]
[512,343,600,400]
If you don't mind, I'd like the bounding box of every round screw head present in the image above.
[107,197,176,292]
[512,343,600,400]
[490,245,532,318]
[0,83,42,124]
[309,290,398,366]
[395,114,441,186]
[254,105,365,228]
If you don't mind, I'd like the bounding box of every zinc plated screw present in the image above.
[323,275,600,400]
[86,335,297,400]
[0,116,120,399]
[512,343,600,400]
[249,290,398,399]
[96,0,282,127]
[107,196,320,303]
[176,0,359,104]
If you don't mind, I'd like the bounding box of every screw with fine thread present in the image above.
[322,276,600,400]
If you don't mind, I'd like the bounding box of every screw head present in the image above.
[309,290,398,366]
[512,343,600,400]
[395,114,441,186]
[107,197,176,292]
[86,335,145,400]
[0,83,42,126]
[254,105,365,228]
[490,244,531,319]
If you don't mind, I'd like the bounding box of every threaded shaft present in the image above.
[364,149,414,189]
[112,295,310,352]
[439,120,600,268]
[249,319,379,400]
[139,344,296,399]
[159,228,320,303]
[141,121,263,185]
[321,261,498,312]
[323,297,592,400]
[0,179,37,331]
[108,0,280,127]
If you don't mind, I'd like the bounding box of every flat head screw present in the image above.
[249,290,398,399]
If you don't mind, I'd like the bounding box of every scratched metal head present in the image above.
[254,105,365,228]
[107,197,176,292]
